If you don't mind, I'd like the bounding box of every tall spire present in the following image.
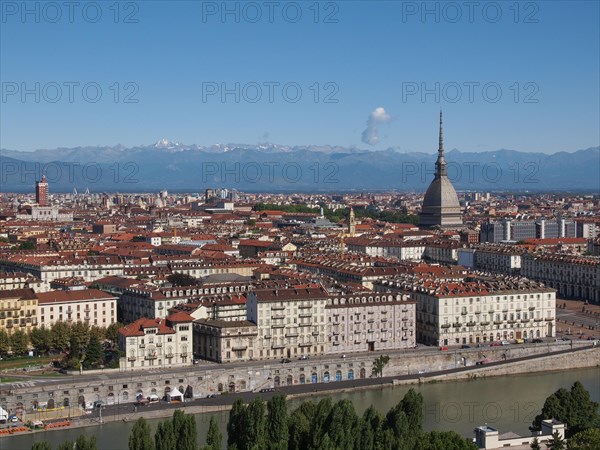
[435,110,447,177]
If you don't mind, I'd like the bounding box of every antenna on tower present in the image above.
[84,187,90,196]
[72,187,78,196]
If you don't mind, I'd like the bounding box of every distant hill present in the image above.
[1,143,598,193]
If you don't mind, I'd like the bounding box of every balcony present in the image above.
[401,308,408,313]
[298,304,312,309]
[299,323,312,327]
[332,331,340,336]
[299,313,312,318]
[156,342,162,347]
[534,318,543,322]
[493,321,503,325]
[271,305,285,311]
[232,345,247,351]
[480,321,490,326]
[529,306,535,311]
[263,335,271,339]
[128,356,136,361]
[139,343,145,348]
[475,311,481,315]
[441,324,451,329]
[145,354,157,360]
[461,311,467,316]
[312,331,319,336]
[521,319,529,323]
[272,314,285,320]
[544,317,554,321]
[368,319,374,323]
[298,342,312,347]
[488,310,495,314]
[332,341,340,346]
[401,326,409,331]
[467,322,476,327]
[401,337,408,341]
[453,323,461,328]
[508,320,517,324]
[381,318,388,322]
[402,317,408,321]
[165,353,173,358]
[271,324,285,329]
[286,332,299,338]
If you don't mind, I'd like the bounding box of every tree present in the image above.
[56,441,74,450]
[0,329,10,356]
[372,355,390,378]
[75,435,97,450]
[531,382,600,437]
[242,397,267,450]
[84,334,103,369]
[10,330,29,355]
[155,420,176,450]
[106,322,123,344]
[267,395,288,450]
[324,399,359,449]
[205,416,222,450]
[547,430,566,450]
[31,442,52,450]
[50,321,71,352]
[415,430,478,449]
[129,417,155,450]
[288,401,314,450]
[568,428,600,450]
[227,398,245,449]
[530,437,541,450]
[167,273,198,287]
[29,326,52,354]
[401,388,424,434]
[19,241,35,250]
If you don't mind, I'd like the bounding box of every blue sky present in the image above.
[1,1,599,153]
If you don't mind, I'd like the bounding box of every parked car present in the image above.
[461,344,471,349]
[514,338,525,344]
[532,338,543,343]
[259,387,275,393]
[93,401,104,409]
[206,393,217,398]
[8,415,18,423]
[298,355,309,360]
[501,340,510,346]
[281,358,291,363]
[490,342,502,347]
[439,346,448,351]
[147,394,159,403]
[561,336,571,341]
[475,358,490,366]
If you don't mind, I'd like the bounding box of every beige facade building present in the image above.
[325,292,416,353]
[36,289,117,328]
[246,286,329,360]
[193,319,258,363]
[521,253,600,303]
[118,312,194,369]
[377,275,556,346]
[0,288,38,334]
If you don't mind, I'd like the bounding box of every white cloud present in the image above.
[361,107,391,145]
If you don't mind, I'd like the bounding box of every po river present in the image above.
[6,367,599,450]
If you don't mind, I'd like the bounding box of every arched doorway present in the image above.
[323,371,330,382]
[63,398,69,407]
[239,380,247,391]
[299,374,306,384]
[217,383,223,392]
[47,398,55,409]
[360,368,366,379]
[78,396,85,408]
[228,382,236,393]
[274,376,280,387]
[107,392,115,405]
[348,369,354,380]
[547,322,553,337]
[122,392,129,402]
[286,375,293,385]
[335,370,342,381]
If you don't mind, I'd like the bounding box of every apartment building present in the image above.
[0,288,38,334]
[521,253,600,303]
[118,312,194,369]
[246,286,329,360]
[193,319,258,363]
[325,292,416,353]
[36,289,118,328]
[377,275,556,346]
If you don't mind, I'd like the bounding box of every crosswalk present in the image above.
[10,381,35,389]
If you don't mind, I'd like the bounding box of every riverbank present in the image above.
[4,345,598,439]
